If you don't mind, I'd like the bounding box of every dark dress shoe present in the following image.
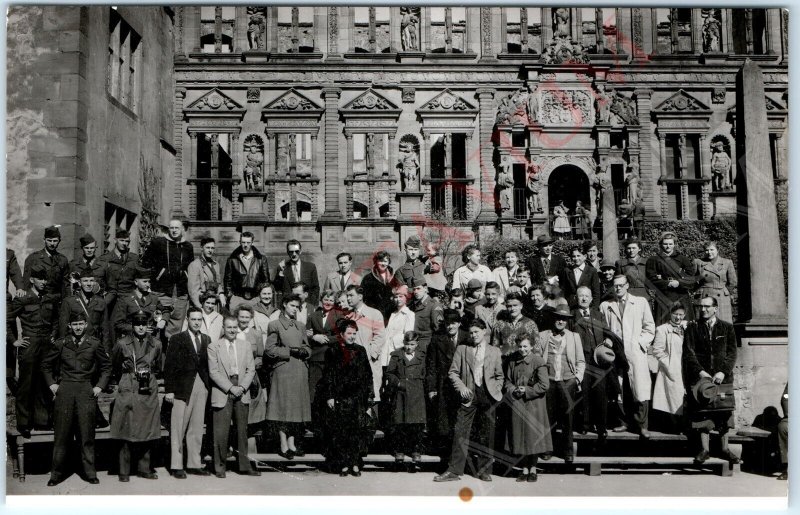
[293,449,305,457]
[119,475,130,482]
[540,453,552,461]
[564,456,574,464]
[278,450,294,460]
[350,468,361,477]
[720,449,741,464]
[47,478,63,487]
[477,473,492,482]
[215,471,227,478]
[516,472,528,482]
[778,472,788,480]
[138,472,158,480]
[19,429,31,439]
[339,469,349,477]
[172,470,187,479]
[86,477,100,484]
[694,450,710,464]
[433,471,460,482]
[186,468,211,476]
[527,472,538,482]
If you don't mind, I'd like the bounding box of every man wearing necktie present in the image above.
[599,275,655,438]
[275,239,320,307]
[207,316,258,477]
[164,306,211,478]
[528,235,567,286]
[558,245,601,308]
[323,252,361,293]
[434,318,503,483]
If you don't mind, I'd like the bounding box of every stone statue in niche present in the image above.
[525,161,543,214]
[677,134,686,177]
[247,7,266,50]
[526,84,539,124]
[702,9,721,53]
[595,84,612,124]
[497,155,514,215]
[553,8,570,37]
[243,135,264,191]
[400,7,419,51]
[710,141,732,191]
[443,134,451,168]
[609,93,639,125]
[625,159,641,203]
[288,133,297,175]
[398,141,420,192]
[366,133,376,173]
[209,134,220,174]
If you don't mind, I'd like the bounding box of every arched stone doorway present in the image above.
[547,165,592,235]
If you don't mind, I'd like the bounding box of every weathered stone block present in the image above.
[59,74,85,101]
[28,177,78,203]
[29,135,77,158]
[30,52,81,76]
[55,156,88,180]
[58,30,85,53]
[43,100,80,128]
[42,6,81,31]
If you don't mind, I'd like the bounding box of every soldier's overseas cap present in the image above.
[130,310,150,325]
[116,229,131,239]
[44,225,61,239]
[405,235,422,248]
[30,266,48,280]
[133,266,151,280]
[79,234,97,247]
[69,311,87,323]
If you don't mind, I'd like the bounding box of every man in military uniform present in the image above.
[23,225,69,299]
[41,311,111,486]
[8,266,61,437]
[394,235,440,288]
[58,270,107,350]
[66,234,106,297]
[98,229,140,344]
[6,249,25,393]
[111,267,163,339]
[408,273,443,354]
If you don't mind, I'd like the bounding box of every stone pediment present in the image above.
[185,88,244,112]
[342,89,399,111]
[263,89,323,112]
[417,89,477,113]
[654,90,709,113]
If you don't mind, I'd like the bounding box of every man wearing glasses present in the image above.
[274,239,320,307]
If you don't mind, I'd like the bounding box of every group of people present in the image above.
[6,222,749,485]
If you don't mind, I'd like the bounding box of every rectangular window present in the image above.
[200,6,234,53]
[107,9,140,113]
[666,183,682,219]
[687,183,703,219]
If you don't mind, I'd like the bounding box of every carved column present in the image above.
[289,181,298,222]
[210,134,220,220]
[691,9,702,53]
[631,8,646,59]
[775,134,785,179]
[745,9,754,54]
[387,134,396,178]
[214,7,223,53]
[291,7,300,53]
[444,133,453,218]
[320,87,342,220]
[310,134,317,178]
[480,7,494,60]
[173,89,186,218]
[669,9,679,54]
[422,7,431,52]
[368,7,377,53]
[189,6,201,53]
[476,88,496,222]
[189,133,198,219]
[721,9,733,53]
[266,134,276,221]
[234,6,246,52]
[327,7,341,59]
[231,133,241,220]
[635,89,658,217]
[464,133,474,218]
[541,8,553,46]
[595,9,604,53]
[313,6,323,53]
[445,7,453,53]
[465,7,477,53]
[174,6,186,60]
[765,8,780,55]
[422,133,431,217]
[390,7,401,52]
[268,7,279,52]
[572,8,581,41]
[699,134,712,219]
[520,8,529,53]
[345,134,354,177]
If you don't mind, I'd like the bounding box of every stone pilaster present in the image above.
[172,88,186,218]
[189,132,198,218]
[475,88,496,222]
[187,6,201,53]
[320,87,342,220]
[231,133,240,220]
[634,89,658,217]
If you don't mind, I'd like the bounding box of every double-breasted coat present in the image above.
[110,335,162,442]
[693,257,737,323]
[503,351,553,456]
[264,314,312,423]
[646,252,698,325]
[385,349,428,425]
[599,294,656,402]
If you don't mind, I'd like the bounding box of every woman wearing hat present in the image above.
[504,334,552,482]
[110,310,163,481]
[316,318,374,476]
[693,241,737,323]
[538,304,585,463]
[650,302,687,434]
[552,200,571,240]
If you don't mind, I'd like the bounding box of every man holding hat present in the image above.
[528,234,567,287]
[98,229,140,344]
[23,225,70,299]
[41,310,111,486]
[8,265,62,437]
[646,231,697,325]
[569,286,627,446]
[395,235,440,287]
[111,266,162,338]
[682,296,740,464]
[58,269,107,349]
[67,234,106,296]
[538,304,585,463]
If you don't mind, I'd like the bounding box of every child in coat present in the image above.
[385,331,428,471]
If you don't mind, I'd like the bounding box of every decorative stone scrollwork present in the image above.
[712,88,726,104]
[328,7,339,53]
[540,89,593,126]
[481,7,493,55]
[247,87,260,103]
[351,93,391,110]
[273,96,316,111]
[495,87,535,125]
[420,90,474,111]
[402,88,415,103]
[609,92,639,125]
[243,134,264,191]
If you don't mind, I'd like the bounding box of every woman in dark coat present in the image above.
[316,318,374,476]
[385,331,428,468]
[265,293,312,458]
[307,289,344,406]
[360,250,399,322]
[110,311,162,481]
[504,335,552,482]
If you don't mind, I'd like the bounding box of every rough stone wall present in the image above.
[6,6,174,263]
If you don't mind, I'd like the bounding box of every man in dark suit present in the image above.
[528,234,567,287]
[558,245,601,308]
[569,286,627,447]
[41,311,111,486]
[434,318,504,483]
[274,239,320,307]
[425,309,464,467]
[164,306,211,478]
[646,231,697,325]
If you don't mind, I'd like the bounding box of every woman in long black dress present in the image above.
[316,318,374,476]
